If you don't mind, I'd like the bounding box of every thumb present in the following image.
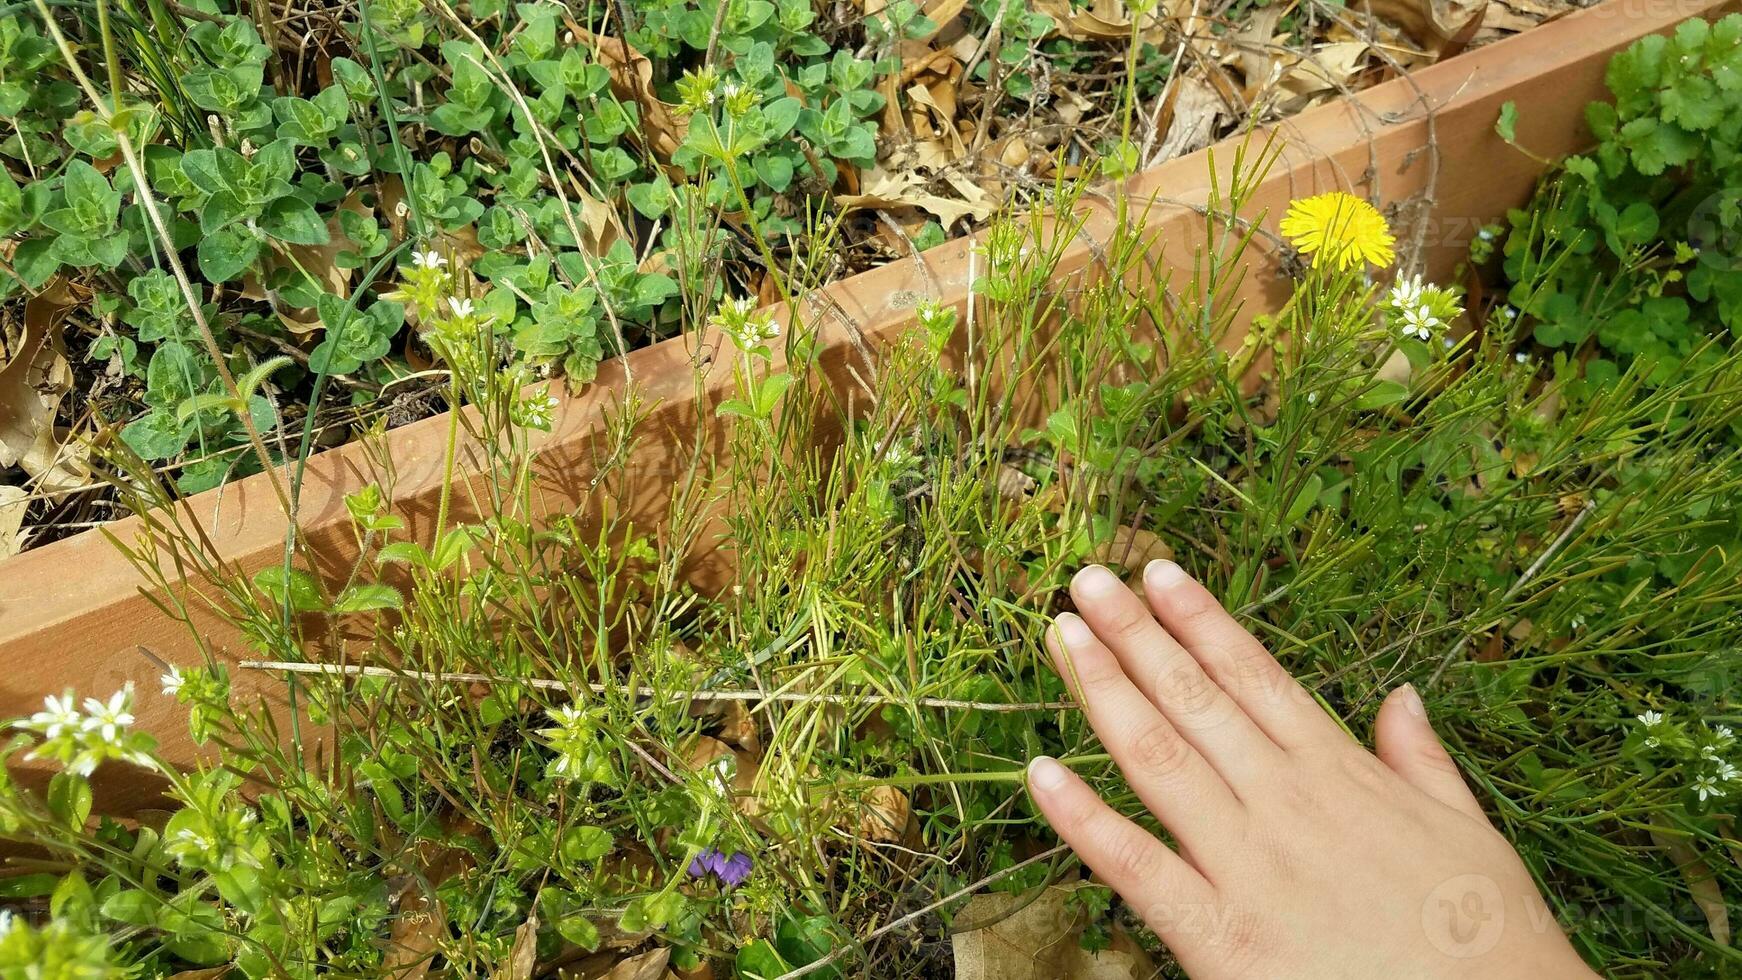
[1374,684,1489,824]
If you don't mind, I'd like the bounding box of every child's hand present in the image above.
[1028,562,1598,979]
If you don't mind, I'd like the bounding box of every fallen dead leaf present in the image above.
[1652,830,1731,946]
[384,890,446,980]
[1278,41,1371,102]
[561,947,674,980]
[20,424,94,501]
[686,735,763,815]
[1149,76,1225,165]
[853,785,912,844]
[495,914,538,980]
[1360,0,1485,59]
[0,290,75,470]
[837,170,994,231]
[1035,0,1169,42]
[1228,6,1285,101]
[995,464,1037,501]
[953,884,1154,980]
[0,486,28,558]
[1088,525,1174,588]
[691,697,761,754]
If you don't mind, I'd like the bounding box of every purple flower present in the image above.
[717,851,753,887]
[688,847,724,879]
[687,846,753,888]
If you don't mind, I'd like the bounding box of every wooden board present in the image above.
[0,0,1729,814]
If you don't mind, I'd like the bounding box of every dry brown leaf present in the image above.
[686,735,763,815]
[853,785,912,844]
[384,890,446,980]
[21,425,94,500]
[385,828,476,979]
[914,0,970,40]
[953,884,1152,980]
[0,486,28,558]
[906,83,966,163]
[1150,75,1224,164]
[0,291,74,470]
[996,464,1037,500]
[1228,6,1285,100]
[1278,41,1371,99]
[1652,831,1731,946]
[166,969,233,980]
[565,186,627,256]
[562,947,674,980]
[1089,525,1174,584]
[691,698,762,754]
[1360,0,1484,58]
[836,170,993,231]
[495,914,539,980]
[1035,0,1168,42]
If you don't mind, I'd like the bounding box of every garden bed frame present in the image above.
[1,0,1731,813]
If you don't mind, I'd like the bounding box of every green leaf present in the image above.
[762,96,801,138]
[376,541,432,567]
[261,196,329,245]
[432,525,481,571]
[47,772,92,831]
[1354,379,1410,410]
[554,915,601,951]
[99,889,161,927]
[560,825,613,862]
[62,160,120,227]
[333,583,403,613]
[198,225,261,283]
[0,873,60,899]
[735,940,791,980]
[121,409,194,461]
[1495,101,1518,143]
[775,915,838,976]
[11,238,59,289]
[754,153,794,192]
[253,565,328,613]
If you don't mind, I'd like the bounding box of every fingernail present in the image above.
[1145,559,1187,589]
[1028,756,1069,791]
[1073,564,1121,597]
[1398,683,1425,718]
[1053,612,1094,648]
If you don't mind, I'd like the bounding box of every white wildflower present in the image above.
[1638,710,1665,728]
[412,250,447,270]
[81,685,135,744]
[1715,760,1739,783]
[1694,774,1725,802]
[27,693,81,740]
[447,297,475,320]
[161,666,185,697]
[1388,274,1425,310]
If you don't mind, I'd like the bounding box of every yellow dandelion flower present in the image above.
[1279,192,1395,271]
